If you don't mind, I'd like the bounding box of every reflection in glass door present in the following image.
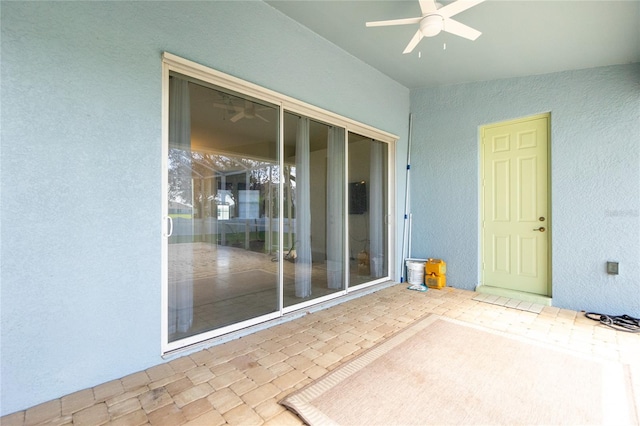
[166,73,280,343]
[348,133,389,287]
[282,112,346,308]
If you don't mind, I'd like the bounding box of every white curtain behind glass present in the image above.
[369,141,384,278]
[295,117,312,297]
[326,127,345,289]
[168,76,193,334]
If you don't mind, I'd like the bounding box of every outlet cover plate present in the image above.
[606,262,619,275]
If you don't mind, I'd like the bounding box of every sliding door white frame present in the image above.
[161,52,397,354]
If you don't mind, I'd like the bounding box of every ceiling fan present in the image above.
[366,0,485,54]
[212,96,270,123]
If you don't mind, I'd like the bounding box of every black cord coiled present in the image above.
[585,312,640,333]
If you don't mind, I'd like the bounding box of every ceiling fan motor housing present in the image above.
[420,14,444,37]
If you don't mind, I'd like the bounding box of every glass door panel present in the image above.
[167,73,280,343]
[348,133,389,287]
[283,112,346,308]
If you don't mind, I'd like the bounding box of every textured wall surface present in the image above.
[0,1,409,415]
[410,63,639,315]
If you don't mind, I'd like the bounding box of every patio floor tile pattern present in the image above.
[2,284,639,425]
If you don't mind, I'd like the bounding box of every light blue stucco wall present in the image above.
[0,1,410,415]
[410,63,640,316]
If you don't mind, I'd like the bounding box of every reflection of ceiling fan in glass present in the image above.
[213,96,270,123]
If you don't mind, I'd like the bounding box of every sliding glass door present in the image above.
[166,73,281,343]
[348,133,389,288]
[282,112,346,309]
[163,54,395,351]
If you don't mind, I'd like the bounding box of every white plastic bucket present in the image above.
[406,260,426,285]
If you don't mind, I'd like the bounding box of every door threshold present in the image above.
[475,284,552,306]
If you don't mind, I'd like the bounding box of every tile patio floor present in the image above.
[3,284,639,426]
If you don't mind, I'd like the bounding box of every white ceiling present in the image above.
[266,0,640,89]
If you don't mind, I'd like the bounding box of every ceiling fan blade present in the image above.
[438,0,485,19]
[230,111,245,122]
[256,114,269,123]
[442,18,482,40]
[366,17,421,27]
[419,0,437,15]
[213,102,240,112]
[403,29,424,54]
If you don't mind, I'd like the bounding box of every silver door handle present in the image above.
[164,216,173,237]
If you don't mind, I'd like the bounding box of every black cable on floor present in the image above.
[585,312,640,333]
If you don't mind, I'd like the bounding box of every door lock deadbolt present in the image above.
[539,217,545,222]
